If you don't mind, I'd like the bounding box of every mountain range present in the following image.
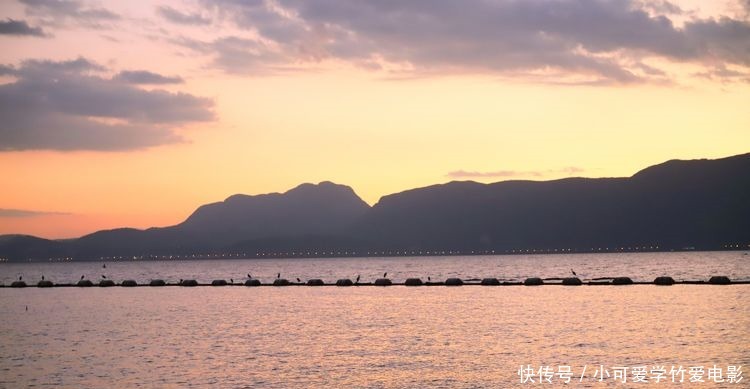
[2,153,749,261]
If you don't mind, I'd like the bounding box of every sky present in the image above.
[0,0,749,239]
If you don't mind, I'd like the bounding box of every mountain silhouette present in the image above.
[63,181,369,257]
[354,153,750,251]
[178,181,370,246]
[1,153,748,261]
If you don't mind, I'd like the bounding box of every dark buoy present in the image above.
[211,279,228,286]
[445,277,463,286]
[244,279,261,286]
[149,279,166,286]
[405,278,423,286]
[708,276,731,285]
[654,276,675,285]
[273,278,290,286]
[612,277,634,285]
[181,279,198,287]
[481,278,500,285]
[374,278,392,286]
[307,279,325,286]
[562,277,583,286]
[11,281,28,288]
[524,277,544,286]
[99,279,115,287]
[37,280,53,288]
[77,279,94,287]
[121,280,137,287]
[336,278,354,286]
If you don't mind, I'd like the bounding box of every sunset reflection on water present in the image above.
[1,284,748,387]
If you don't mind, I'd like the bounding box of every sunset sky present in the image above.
[1,0,749,238]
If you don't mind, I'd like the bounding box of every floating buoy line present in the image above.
[1,275,746,288]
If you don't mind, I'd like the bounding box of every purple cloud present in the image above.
[0,58,215,152]
[447,167,585,179]
[180,0,750,84]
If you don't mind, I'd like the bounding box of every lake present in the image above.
[1,252,749,387]
[1,251,749,285]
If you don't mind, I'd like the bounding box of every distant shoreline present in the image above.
[3,247,748,263]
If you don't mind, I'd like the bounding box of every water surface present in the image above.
[1,251,748,285]
[1,252,748,387]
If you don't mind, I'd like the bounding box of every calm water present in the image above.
[1,252,749,387]
[1,251,749,285]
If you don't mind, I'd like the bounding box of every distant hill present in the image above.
[0,235,67,260]
[1,153,748,261]
[178,181,370,246]
[354,153,750,251]
[58,181,370,258]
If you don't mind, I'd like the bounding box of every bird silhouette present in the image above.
[80,275,85,280]
[296,278,301,283]
[356,275,360,283]
[103,263,106,269]
[383,272,387,278]
[428,276,431,282]
[277,273,281,279]
[230,278,234,283]
[41,275,45,281]
[102,275,107,279]
[18,275,22,281]
[571,269,577,276]
[247,273,252,279]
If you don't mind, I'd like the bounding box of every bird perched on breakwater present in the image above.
[101,275,107,279]
[247,273,252,279]
[18,275,22,281]
[41,275,45,281]
[428,276,431,282]
[277,273,281,279]
[80,275,85,280]
[296,278,301,283]
[571,269,577,276]
[356,275,360,283]
[230,278,234,284]
[383,272,388,278]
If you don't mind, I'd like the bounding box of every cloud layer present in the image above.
[158,6,211,26]
[448,167,585,179]
[0,208,70,217]
[19,0,119,28]
[113,70,184,85]
[0,18,47,36]
[182,0,750,83]
[0,58,214,152]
